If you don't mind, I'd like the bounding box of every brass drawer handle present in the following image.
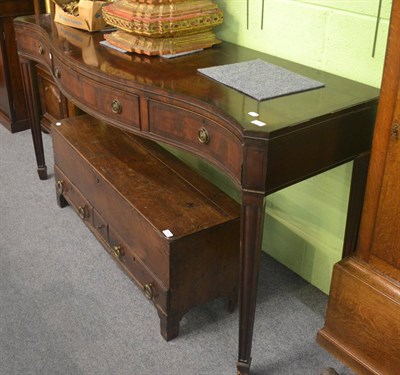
[38,44,44,55]
[111,99,122,114]
[78,206,87,220]
[112,245,122,259]
[144,283,154,300]
[54,66,61,79]
[198,127,210,144]
[56,180,64,194]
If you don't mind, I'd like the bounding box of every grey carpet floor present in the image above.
[0,124,354,375]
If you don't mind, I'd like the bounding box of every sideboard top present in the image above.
[15,14,379,138]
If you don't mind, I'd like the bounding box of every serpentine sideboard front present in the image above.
[14,14,379,375]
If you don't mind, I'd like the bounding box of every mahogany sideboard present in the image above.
[317,1,400,374]
[13,14,380,374]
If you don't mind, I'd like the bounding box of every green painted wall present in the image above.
[226,0,392,293]
[215,0,392,88]
[169,0,393,294]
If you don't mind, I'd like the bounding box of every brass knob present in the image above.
[144,283,154,300]
[112,245,122,259]
[111,99,122,114]
[54,67,61,79]
[56,180,64,194]
[78,206,86,220]
[38,44,44,55]
[197,127,210,144]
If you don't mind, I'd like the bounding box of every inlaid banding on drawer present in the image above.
[52,57,140,129]
[147,99,242,182]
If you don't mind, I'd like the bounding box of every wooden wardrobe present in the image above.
[317,1,400,374]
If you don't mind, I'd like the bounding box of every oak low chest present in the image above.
[52,114,240,340]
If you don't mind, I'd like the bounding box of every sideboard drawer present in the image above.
[15,31,52,67]
[52,56,141,130]
[147,99,242,180]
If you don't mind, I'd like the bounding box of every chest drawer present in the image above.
[52,114,240,341]
[52,56,141,130]
[55,171,92,224]
[147,99,243,181]
[108,227,169,315]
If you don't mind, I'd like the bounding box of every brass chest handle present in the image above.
[56,180,64,194]
[38,44,44,55]
[144,283,154,300]
[198,127,210,144]
[78,206,87,220]
[112,245,122,259]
